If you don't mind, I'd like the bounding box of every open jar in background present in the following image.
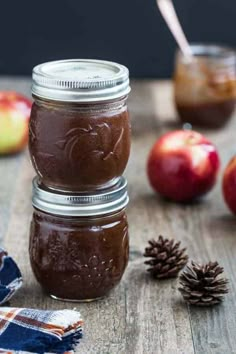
[29,177,129,302]
[174,45,236,128]
[29,59,131,192]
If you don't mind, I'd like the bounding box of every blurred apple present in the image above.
[223,156,236,214]
[0,91,31,154]
[147,130,220,202]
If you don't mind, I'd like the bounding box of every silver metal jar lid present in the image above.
[32,59,130,102]
[32,177,129,217]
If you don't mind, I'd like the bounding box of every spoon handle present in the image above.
[157,0,193,58]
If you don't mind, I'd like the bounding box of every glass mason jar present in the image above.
[29,59,131,192]
[29,177,129,302]
[174,44,236,128]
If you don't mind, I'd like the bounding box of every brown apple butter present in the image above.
[29,59,131,191]
[29,177,129,301]
[176,100,235,128]
[29,98,130,191]
[174,45,236,128]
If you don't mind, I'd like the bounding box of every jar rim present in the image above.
[177,43,236,66]
[32,177,129,216]
[32,59,131,103]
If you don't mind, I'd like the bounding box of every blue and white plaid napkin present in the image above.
[0,307,83,354]
[0,248,83,353]
[0,249,22,304]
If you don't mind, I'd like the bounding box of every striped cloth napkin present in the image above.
[0,248,83,353]
[0,249,22,305]
[0,307,83,354]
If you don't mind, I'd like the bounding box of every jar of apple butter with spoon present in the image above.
[174,44,236,128]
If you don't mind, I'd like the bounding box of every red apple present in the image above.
[147,130,220,202]
[223,156,236,214]
[0,91,32,154]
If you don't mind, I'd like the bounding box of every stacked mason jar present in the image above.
[28,60,131,302]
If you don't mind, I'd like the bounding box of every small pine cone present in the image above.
[144,235,188,279]
[179,261,229,306]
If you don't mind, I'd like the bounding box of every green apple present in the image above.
[0,92,31,154]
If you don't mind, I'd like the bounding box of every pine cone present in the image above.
[179,261,229,306]
[144,235,188,279]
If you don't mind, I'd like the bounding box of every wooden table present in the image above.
[1,78,236,354]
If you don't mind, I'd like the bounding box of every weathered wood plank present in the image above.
[126,80,236,354]
[128,81,236,354]
[0,154,22,241]
[2,80,194,354]
[0,77,31,242]
[2,78,236,353]
[3,145,195,354]
[183,126,236,354]
[0,76,31,96]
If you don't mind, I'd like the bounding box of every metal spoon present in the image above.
[157,0,193,59]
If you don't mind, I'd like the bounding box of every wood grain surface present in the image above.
[1,78,236,354]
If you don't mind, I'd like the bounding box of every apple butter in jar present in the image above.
[29,59,131,191]
[174,45,236,128]
[29,177,129,301]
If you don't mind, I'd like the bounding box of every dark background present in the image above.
[1,0,235,78]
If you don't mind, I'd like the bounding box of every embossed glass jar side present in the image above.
[29,208,129,301]
[29,97,130,191]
